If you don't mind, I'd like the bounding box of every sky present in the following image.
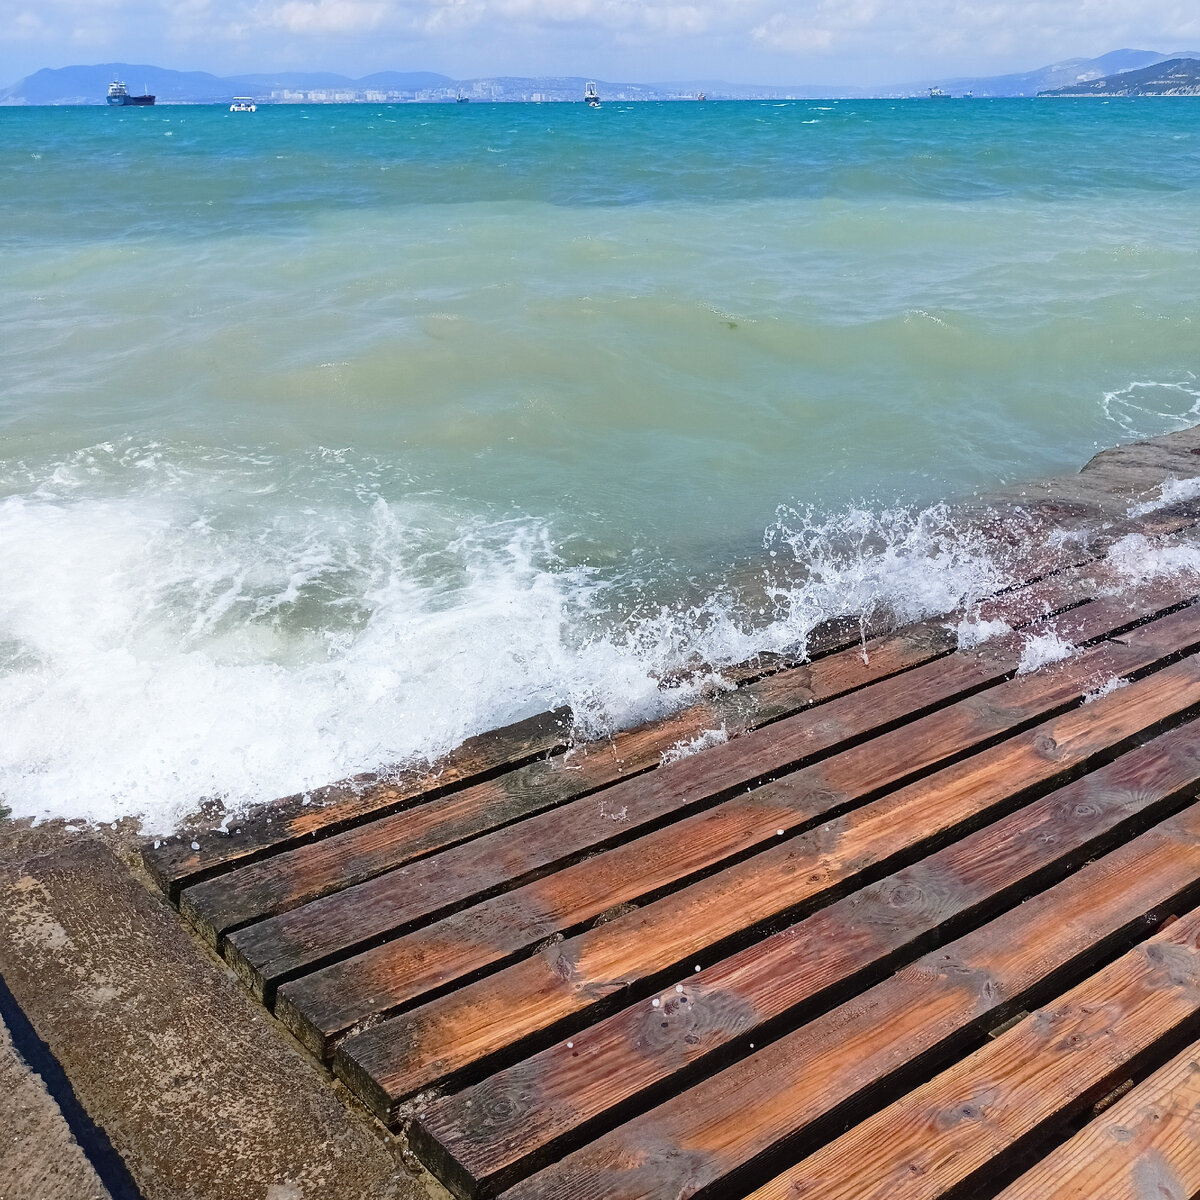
[4,0,1200,86]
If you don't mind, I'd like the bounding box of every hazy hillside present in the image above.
[1040,57,1200,95]
[223,70,453,92]
[1,63,233,104]
[921,48,1200,97]
[4,49,1200,105]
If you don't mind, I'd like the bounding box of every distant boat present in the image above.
[928,87,951,99]
[696,92,706,101]
[585,81,600,106]
[107,80,155,106]
[456,92,470,103]
[229,97,257,112]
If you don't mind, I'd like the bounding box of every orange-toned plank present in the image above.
[141,608,895,901]
[181,553,1128,945]
[993,1035,1200,1200]
[410,713,1200,1196]
[177,618,957,944]
[494,804,1200,1200]
[282,611,1200,1063]
[142,705,572,899]
[146,509,1186,902]
[331,622,1200,1115]
[216,576,1199,996]
[742,912,1200,1200]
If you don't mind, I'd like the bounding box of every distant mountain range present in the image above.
[1040,56,1200,96]
[4,49,1200,105]
[0,63,456,105]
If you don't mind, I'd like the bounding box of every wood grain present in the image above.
[494,804,1200,1200]
[742,910,1200,1200]
[409,712,1200,1196]
[147,517,1183,904]
[217,579,1200,996]
[179,553,1133,943]
[331,634,1200,1116]
[281,611,1200,1061]
[992,1033,1200,1200]
[178,618,959,944]
[142,705,572,900]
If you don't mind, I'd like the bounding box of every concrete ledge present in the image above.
[0,822,435,1200]
[0,1007,111,1200]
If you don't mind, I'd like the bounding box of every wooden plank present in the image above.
[217,577,1200,995]
[740,910,1200,1200]
[492,802,1200,1200]
[330,621,1200,1115]
[992,1034,1200,1200]
[177,617,960,945]
[142,705,573,900]
[140,601,911,902]
[144,509,1192,902]
[281,610,1200,1062]
[180,553,1125,945]
[408,711,1200,1196]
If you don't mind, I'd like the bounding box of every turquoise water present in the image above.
[2,99,1199,828]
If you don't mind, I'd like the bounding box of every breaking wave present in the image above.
[0,440,1025,833]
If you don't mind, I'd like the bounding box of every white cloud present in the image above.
[9,11,48,39]
[752,14,833,54]
[4,0,1200,85]
[263,0,389,35]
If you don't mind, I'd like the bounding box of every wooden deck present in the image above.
[144,489,1200,1200]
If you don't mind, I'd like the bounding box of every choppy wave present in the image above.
[0,440,1026,832]
[5,102,1200,834]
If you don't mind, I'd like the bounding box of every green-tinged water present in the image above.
[2,98,1199,829]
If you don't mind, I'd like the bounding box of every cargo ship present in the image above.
[107,80,155,106]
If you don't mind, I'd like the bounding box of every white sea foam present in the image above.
[0,445,1023,832]
[1102,378,1200,438]
[954,616,1012,651]
[661,726,729,766]
[1105,531,1200,583]
[1084,676,1129,704]
[1016,630,1077,675]
[1127,476,1200,518]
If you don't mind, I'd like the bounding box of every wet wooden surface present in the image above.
[992,1032,1200,1200]
[145,475,1200,1200]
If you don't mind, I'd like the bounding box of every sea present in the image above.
[2,97,1199,831]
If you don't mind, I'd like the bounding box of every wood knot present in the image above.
[1033,733,1060,757]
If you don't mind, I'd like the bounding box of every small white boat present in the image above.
[585,81,600,107]
[230,97,257,112]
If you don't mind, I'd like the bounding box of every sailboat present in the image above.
[584,81,600,106]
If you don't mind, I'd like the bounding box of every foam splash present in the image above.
[1105,532,1200,584]
[1083,676,1129,704]
[660,726,729,767]
[0,443,1024,832]
[1102,378,1200,439]
[1016,630,1077,676]
[1128,476,1200,518]
[954,616,1012,651]
[762,502,1013,652]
